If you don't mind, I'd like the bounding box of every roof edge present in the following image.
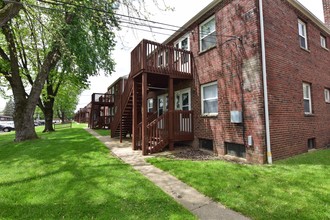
[163,0,222,44]
[288,0,330,34]
[163,0,330,45]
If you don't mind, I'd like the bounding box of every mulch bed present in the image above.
[167,149,221,161]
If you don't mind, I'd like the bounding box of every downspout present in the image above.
[259,0,272,164]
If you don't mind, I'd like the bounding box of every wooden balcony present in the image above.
[131,39,193,79]
[91,93,115,105]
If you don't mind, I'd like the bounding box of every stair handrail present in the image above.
[110,74,134,135]
[146,112,169,153]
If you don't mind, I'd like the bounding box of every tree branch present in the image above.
[0,0,23,27]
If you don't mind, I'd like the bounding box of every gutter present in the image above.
[259,0,272,164]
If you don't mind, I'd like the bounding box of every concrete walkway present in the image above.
[86,128,250,220]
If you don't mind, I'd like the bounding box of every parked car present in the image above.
[0,124,14,132]
[0,121,15,132]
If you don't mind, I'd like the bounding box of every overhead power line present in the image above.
[35,0,238,38]
[4,0,240,41]
[36,0,182,29]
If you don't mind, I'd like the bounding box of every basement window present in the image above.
[199,139,213,151]
[308,138,315,150]
[225,142,246,158]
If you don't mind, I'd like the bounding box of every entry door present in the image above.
[157,94,168,129]
[174,88,191,132]
[158,94,168,116]
[175,88,191,111]
[174,35,190,72]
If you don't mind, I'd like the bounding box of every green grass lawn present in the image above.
[147,150,330,220]
[93,129,111,136]
[0,125,195,219]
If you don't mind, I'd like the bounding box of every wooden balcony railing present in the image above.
[173,110,194,141]
[131,39,193,79]
[92,93,115,104]
[136,110,194,153]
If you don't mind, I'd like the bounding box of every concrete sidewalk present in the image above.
[86,128,250,220]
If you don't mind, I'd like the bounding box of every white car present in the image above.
[0,121,15,132]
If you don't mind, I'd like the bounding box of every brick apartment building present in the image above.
[86,0,330,164]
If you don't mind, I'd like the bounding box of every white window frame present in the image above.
[325,88,330,103]
[303,82,312,114]
[174,34,190,51]
[157,94,168,116]
[201,81,218,116]
[174,34,190,66]
[298,19,308,49]
[147,98,153,113]
[199,16,216,52]
[157,50,168,67]
[175,88,191,111]
[321,35,327,49]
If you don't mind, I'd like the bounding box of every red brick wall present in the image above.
[263,0,330,160]
[169,0,266,163]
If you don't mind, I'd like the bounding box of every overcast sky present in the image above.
[0,0,325,112]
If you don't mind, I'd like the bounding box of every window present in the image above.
[175,88,191,111]
[303,82,312,114]
[200,16,216,52]
[225,142,246,158]
[321,35,327,48]
[325,89,330,103]
[147,98,153,113]
[157,94,168,116]
[199,139,213,151]
[201,81,218,115]
[308,138,315,150]
[174,35,190,63]
[157,50,168,67]
[298,19,308,49]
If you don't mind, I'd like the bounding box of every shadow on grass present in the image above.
[0,128,195,219]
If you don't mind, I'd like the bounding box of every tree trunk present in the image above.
[43,99,55,132]
[14,101,38,142]
[60,111,65,124]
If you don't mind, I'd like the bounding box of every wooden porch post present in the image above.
[142,73,148,155]
[168,77,174,151]
[132,79,138,150]
[89,105,93,128]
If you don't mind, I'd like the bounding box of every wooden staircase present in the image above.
[110,76,142,138]
[135,112,169,153]
[146,112,169,154]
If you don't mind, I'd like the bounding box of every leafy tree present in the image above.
[0,0,118,141]
[38,64,83,131]
[54,82,81,123]
[3,98,14,116]
[0,0,172,141]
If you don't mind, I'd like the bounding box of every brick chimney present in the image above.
[323,0,330,28]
